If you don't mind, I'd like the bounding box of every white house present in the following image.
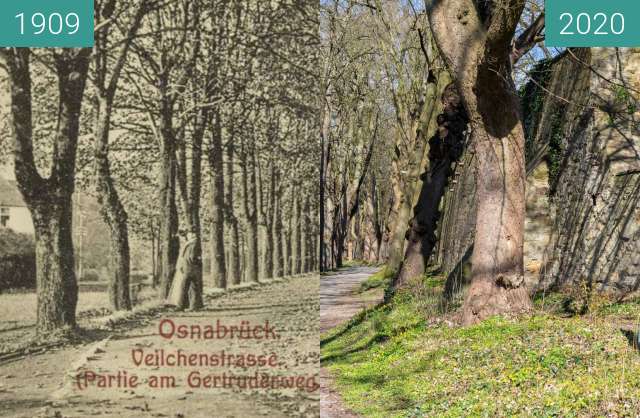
[0,176,34,235]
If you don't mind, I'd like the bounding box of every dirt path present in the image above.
[320,267,381,418]
[0,275,319,418]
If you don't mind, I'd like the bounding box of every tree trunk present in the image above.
[158,109,180,299]
[31,201,78,333]
[224,138,241,285]
[300,199,309,272]
[427,0,531,324]
[4,48,90,334]
[242,139,259,283]
[290,192,301,275]
[395,83,467,287]
[320,105,331,272]
[272,181,284,277]
[209,111,227,289]
[92,0,148,312]
[176,106,206,310]
[282,198,291,277]
[94,97,132,311]
[263,163,276,278]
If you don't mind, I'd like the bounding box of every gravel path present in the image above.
[320,267,382,418]
[0,275,319,418]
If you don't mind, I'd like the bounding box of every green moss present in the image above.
[613,85,637,115]
[323,290,640,417]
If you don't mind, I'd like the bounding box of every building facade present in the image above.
[0,177,34,236]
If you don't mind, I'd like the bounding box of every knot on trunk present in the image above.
[496,273,524,289]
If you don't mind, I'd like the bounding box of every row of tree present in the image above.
[320,0,546,324]
[0,0,319,334]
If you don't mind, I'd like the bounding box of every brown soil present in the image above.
[0,275,319,418]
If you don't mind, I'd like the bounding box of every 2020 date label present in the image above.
[0,0,93,47]
[547,0,640,47]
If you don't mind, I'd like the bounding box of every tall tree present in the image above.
[92,0,150,311]
[2,47,91,333]
[426,0,541,323]
[128,0,200,300]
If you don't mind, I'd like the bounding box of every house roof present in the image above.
[0,177,27,208]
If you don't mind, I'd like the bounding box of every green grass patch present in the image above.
[323,288,640,417]
[359,267,395,292]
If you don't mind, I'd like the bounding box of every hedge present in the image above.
[0,229,36,291]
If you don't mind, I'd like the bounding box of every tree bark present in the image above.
[242,139,259,283]
[427,0,532,324]
[290,191,301,275]
[320,105,331,272]
[158,96,180,299]
[208,110,227,289]
[262,163,276,278]
[94,97,132,311]
[272,177,284,277]
[224,139,241,285]
[3,48,90,334]
[92,0,148,312]
[395,83,467,287]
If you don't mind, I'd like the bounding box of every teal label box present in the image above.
[0,0,93,47]
[546,0,640,47]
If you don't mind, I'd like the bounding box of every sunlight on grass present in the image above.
[322,279,640,417]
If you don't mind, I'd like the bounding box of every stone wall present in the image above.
[544,48,640,294]
[436,48,640,296]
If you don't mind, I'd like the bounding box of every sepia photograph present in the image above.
[0,1,320,417]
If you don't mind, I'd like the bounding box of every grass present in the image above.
[322,274,640,417]
[0,291,110,331]
[0,286,158,331]
[359,267,395,292]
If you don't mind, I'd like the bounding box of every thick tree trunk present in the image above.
[176,107,206,310]
[32,201,78,334]
[107,215,131,311]
[427,0,532,324]
[4,48,90,334]
[462,96,530,324]
[385,186,412,273]
[94,97,132,311]
[395,83,467,287]
[92,0,148,312]
[385,80,443,274]
[158,111,180,299]
[209,111,227,289]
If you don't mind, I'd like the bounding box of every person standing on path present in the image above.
[167,230,202,310]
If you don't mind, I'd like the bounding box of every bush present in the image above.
[79,269,101,282]
[0,229,36,291]
[130,272,150,284]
